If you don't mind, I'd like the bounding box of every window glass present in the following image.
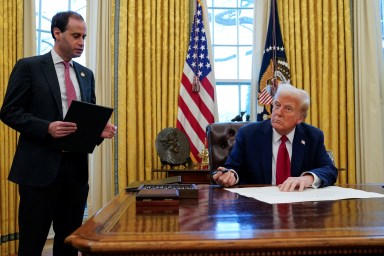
[207,0,254,121]
[212,9,238,45]
[212,0,237,8]
[240,84,251,117]
[238,9,253,45]
[238,46,252,79]
[214,46,238,79]
[381,0,384,56]
[216,85,240,121]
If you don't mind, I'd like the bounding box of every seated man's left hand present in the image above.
[278,174,314,192]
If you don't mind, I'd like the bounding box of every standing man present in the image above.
[213,84,337,191]
[0,11,116,256]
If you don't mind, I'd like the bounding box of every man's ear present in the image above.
[53,27,61,40]
[296,117,304,125]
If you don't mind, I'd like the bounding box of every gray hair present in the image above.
[274,83,310,119]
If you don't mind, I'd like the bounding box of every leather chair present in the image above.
[206,122,251,172]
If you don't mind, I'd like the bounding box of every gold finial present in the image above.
[196,138,209,169]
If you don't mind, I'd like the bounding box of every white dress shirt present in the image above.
[51,50,81,116]
[272,128,321,188]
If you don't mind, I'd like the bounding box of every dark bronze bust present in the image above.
[155,128,190,168]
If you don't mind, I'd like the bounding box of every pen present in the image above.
[212,169,229,176]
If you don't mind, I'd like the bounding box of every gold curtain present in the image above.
[277,0,355,184]
[112,0,190,192]
[0,1,23,255]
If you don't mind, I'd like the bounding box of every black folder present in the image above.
[54,100,114,153]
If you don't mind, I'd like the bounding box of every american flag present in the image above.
[177,0,216,163]
[259,87,274,105]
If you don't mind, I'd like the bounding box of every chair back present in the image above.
[206,122,251,171]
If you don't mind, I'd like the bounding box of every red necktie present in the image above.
[276,135,291,185]
[62,61,77,107]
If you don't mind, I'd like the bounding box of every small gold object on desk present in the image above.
[195,138,209,169]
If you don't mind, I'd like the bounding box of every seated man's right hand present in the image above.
[48,121,77,138]
[213,166,237,187]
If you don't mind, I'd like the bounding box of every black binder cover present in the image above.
[54,100,113,153]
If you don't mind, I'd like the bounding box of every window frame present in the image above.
[207,0,254,122]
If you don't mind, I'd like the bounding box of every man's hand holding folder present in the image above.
[52,100,115,153]
[48,120,77,138]
[49,121,116,139]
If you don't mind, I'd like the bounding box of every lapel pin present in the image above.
[81,72,85,77]
[301,140,305,145]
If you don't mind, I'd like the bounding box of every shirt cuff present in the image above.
[301,171,321,188]
[229,169,239,184]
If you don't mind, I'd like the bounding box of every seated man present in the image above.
[213,83,338,192]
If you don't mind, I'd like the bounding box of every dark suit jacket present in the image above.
[0,52,95,187]
[224,120,338,187]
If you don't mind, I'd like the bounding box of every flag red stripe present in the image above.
[260,96,272,103]
[180,73,214,124]
[176,119,201,163]
[259,89,273,104]
[177,92,207,144]
[201,76,215,102]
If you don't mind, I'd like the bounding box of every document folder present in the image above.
[54,100,114,153]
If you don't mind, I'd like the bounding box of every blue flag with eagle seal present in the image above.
[257,0,291,121]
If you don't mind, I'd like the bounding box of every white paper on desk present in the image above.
[225,186,384,204]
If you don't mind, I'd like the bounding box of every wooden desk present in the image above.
[152,169,211,184]
[66,184,384,255]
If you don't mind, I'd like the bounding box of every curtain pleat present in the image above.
[277,0,355,184]
[353,0,384,183]
[86,0,115,217]
[112,0,190,192]
[0,1,23,254]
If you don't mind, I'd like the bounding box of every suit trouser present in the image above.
[17,152,89,256]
